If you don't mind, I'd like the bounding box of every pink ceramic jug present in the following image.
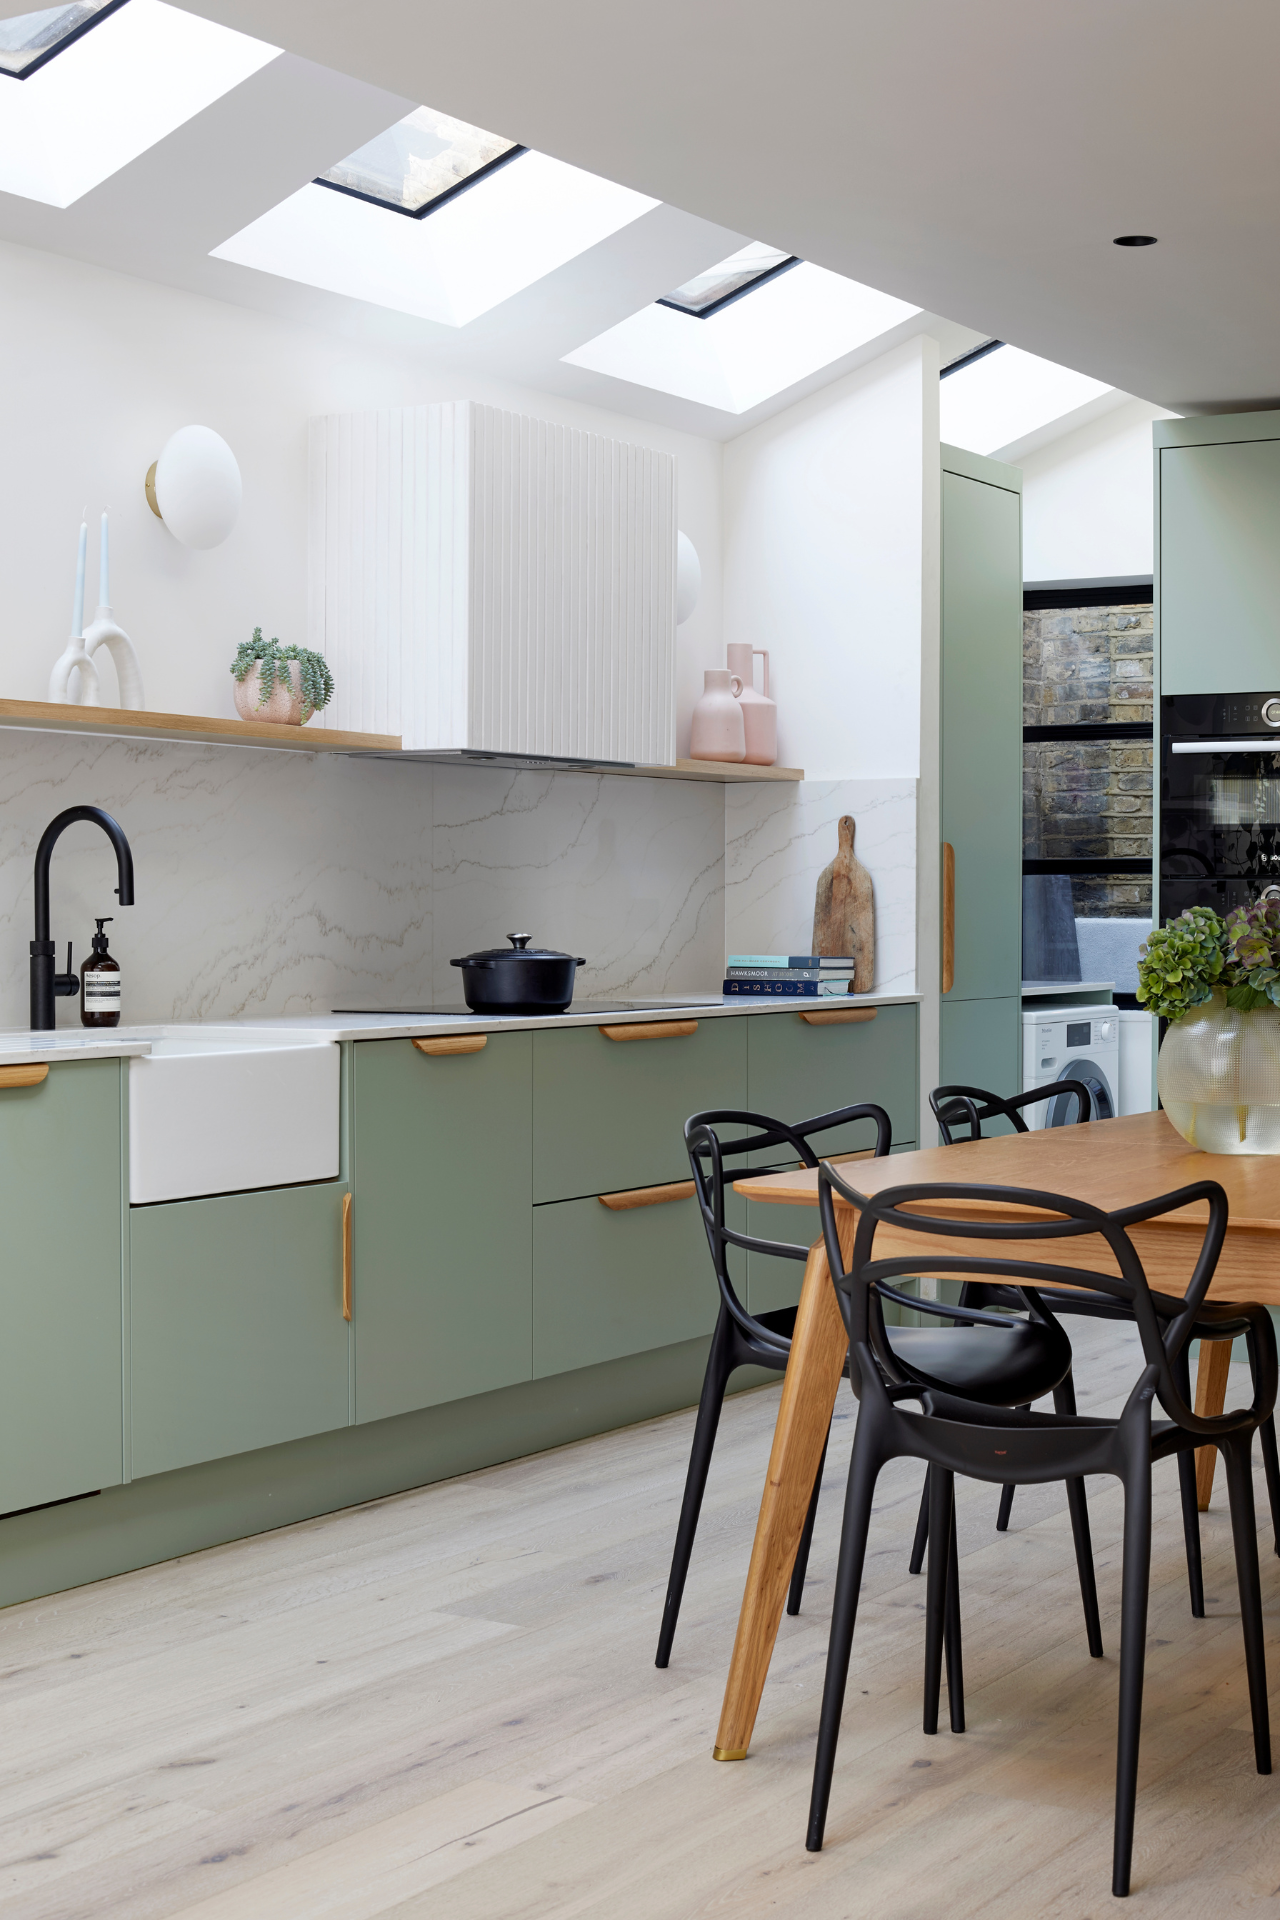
[726,644,778,766]
[689,667,746,762]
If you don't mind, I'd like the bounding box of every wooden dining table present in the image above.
[714,1108,1280,1761]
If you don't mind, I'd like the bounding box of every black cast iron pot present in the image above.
[450,934,586,1014]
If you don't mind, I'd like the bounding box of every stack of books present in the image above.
[723,955,859,997]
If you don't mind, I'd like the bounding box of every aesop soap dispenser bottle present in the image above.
[81,917,121,1027]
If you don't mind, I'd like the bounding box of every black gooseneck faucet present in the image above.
[31,806,134,1030]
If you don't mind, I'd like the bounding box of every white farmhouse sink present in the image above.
[129,1028,339,1205]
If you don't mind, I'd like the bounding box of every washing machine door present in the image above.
[1048,1058,1115,1127]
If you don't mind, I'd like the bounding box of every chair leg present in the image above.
[1222,1434,1272,1776]
[1112,1456,1153,1900]
[923,1465,953,1737]
[909,1470,930,1575]
[787,1433,829,1616]
[1259,1416,1280,1561]
[655,1306,736,1668]
[1054,1378,1103,1658]
[806,1430,883,1852]
[944,1492,965,1733]
[996,1482,1016,1531]
[1177,1447,1206,1618]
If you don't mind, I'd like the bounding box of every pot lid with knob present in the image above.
[450,933,587,968]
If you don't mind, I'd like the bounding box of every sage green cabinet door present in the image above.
[0,1060,122,1512]
[1160,440,1280,696]
[941,464,1023,1005]
[745,1005,919,1161]
[352,1034,532,1423]
[131,1182,350,1479]
[939,997,1020,1123]
[533,1187,719,1377]
[533,1019,746,1202]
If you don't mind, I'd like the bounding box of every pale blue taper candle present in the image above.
[72,518,86,637]
[99,509,109,608]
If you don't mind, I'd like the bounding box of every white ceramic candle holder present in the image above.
[83,604,145,708]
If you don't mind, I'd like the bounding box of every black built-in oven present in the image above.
[1160,691,1280,921]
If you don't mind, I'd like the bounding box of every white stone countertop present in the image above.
[0,990,921,1064]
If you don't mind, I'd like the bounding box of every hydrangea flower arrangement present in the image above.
[1137,900,1280,1020]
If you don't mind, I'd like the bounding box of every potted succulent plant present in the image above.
[231,629,335,726]
[1138,901,1280,1152]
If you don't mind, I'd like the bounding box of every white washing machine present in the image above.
[1021,1005,1120,1129]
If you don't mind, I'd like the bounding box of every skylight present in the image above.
[214,144,659,329]
[939,342,1113,455]
[0,0,279,208]
[659,242,797,317]
[317,105,521,217]
[564,260,920,415]
[0,1,120,78]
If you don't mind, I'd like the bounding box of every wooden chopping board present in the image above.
[811,814,875,992]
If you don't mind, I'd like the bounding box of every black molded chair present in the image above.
[807,1162,1275,1898]
[655,1102,893,1669]
[657,1102,1101,1669]
[926,1080,1280,1612]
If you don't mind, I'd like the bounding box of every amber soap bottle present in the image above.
[81,917,121,1027]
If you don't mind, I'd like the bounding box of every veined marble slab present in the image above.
[725,779,917,992]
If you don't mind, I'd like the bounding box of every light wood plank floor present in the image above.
[4,1320,1280,1917]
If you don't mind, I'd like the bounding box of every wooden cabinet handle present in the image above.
[599,1021,698,1042]
[599,1179,696,1210]
[941,842,955,994]
[798,1007,878,1026]
[342,1193,352,1321]
[413,1034,487,1056]
[0,1063,48,1088]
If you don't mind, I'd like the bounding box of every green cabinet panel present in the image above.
[744,1004,919,1163]
[1160,439,1280,696]
[131,1182,350,1478]
[533,1018,746,1203]
[533,1187,717,1377]
[939,997,1020,1128]
[0,1060,122,1513]
[351,1034,532,1423]
[941,463,1023,1005]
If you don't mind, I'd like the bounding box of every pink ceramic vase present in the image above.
[726,644,778,766]
[689,667,746,762]
[234,660,312,726]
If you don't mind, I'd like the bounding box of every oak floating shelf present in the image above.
[0,700,804,781]
[0,697,400,754]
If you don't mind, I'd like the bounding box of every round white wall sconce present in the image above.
[676,531,701,626]
[145,425,242,549]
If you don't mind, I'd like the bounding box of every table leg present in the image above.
[1194,1337,1234,1510]
[714,1215,853,1760]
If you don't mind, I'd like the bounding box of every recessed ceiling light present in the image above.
[1113,234,1157,247]
[0,0,279,208]
[317,105,522,218]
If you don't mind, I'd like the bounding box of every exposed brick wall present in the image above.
[1022,604,1153,917]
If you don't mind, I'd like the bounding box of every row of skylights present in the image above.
[939,341,1114,454]
[0,0,278,207]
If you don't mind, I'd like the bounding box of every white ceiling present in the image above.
[172,0,1280,418]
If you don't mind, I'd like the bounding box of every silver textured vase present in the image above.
[1158,991,1280,1153]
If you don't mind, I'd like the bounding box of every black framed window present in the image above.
[657,244,800,319]
[315,106,524,220]
[0,0,126,80]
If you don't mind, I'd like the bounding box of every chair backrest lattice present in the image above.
[930,1080,1092,1145]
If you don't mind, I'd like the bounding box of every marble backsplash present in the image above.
[0,733,913,1028]
[725,779,917,992]
[0,732,727,1027]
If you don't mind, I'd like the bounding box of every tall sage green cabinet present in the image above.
[939,444,1024,1103]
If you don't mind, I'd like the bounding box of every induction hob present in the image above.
[331,997,723,1017]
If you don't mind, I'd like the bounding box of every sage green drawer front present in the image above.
[534,1187,726,1377]
[745,1005,918,1162]
[0,1060,123,1514]
[352,1034,533,1423]
[131,1182,350,1479]
[533,1018,746,1203]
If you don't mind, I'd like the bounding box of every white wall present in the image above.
[720,337,935,780]
[0,238,723,732]
[1020,397,1174,582]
